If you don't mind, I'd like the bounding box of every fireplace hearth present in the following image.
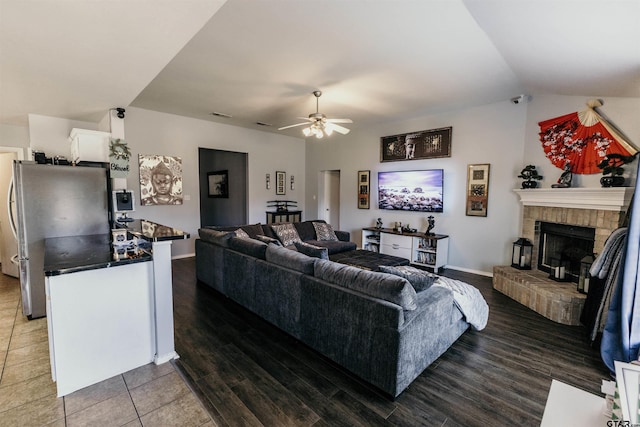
[493,188,631,325]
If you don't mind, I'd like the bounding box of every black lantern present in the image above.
[511,238,533,270]
[578,254,595,294]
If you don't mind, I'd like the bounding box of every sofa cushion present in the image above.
[265,245,316,275]
[314,259,417,310]
[305,240,357,255]
[294,241,329,260]
[294,220,323,241]
[235,228,250,239]
[379,265,438,292]
[228,236,268,259]
[313,222,338,241]
[255,235,282,246]
[240,223,265,239]
[198,228,234,247]
[271,223,303,246]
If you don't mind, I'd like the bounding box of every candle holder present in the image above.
[578,254,595,293]
[548,257,571,282]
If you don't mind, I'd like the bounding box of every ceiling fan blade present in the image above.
[326,118,353,124]
[278,122,309,131]
[327,123,350,135]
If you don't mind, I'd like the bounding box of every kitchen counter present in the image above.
[44,234,151,276]
[43,220,187,397]
[114,218,190,242]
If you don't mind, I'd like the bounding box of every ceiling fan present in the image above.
[278,90,352,138]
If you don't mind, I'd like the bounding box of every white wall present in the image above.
[123,107,305,257]
[28,114,101,159]
[13,95,640,268]
[0,123,30,156]
[20,109,305,258]
[305,95,640,276]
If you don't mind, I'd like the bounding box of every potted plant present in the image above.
[518,165,543,189]
[596,153,637,187]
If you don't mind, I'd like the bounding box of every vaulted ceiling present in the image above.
[1,0,638,137]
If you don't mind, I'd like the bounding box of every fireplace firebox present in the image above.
[537,221,595,283]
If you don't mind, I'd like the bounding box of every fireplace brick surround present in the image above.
[493,188,632,325]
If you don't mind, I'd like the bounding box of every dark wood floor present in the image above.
[171,257,610,427]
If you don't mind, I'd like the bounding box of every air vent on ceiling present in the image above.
[256,122,272,127]
[210,112,233,118]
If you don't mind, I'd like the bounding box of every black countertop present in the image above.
[44,220,189,276]
[114,219,190,242]
[44,234,152,276]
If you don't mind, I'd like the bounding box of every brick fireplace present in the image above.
[493,187,633,325]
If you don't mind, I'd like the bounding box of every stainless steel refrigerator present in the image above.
[12,161,111,319]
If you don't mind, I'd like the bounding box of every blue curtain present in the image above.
[601,160,640,373]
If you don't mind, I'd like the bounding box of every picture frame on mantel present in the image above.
[466,163,490,217]
[357,170,370,209]
[380,126,452,162]
[276,171,286,195]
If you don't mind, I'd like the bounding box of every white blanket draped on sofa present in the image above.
[433,276,489,330]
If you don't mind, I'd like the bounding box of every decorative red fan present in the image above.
[538,100,637,174]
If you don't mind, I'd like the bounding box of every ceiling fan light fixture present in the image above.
[280,90,352,138]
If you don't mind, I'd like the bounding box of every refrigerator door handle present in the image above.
[7,176,18,241]
[11,254,19,265]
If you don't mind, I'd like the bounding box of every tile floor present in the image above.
[0,272,215,426]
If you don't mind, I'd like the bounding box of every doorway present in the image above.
[198,148,248,226]
[318,170,340,228]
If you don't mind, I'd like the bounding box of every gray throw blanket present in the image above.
[588,227,627,342]
[590,227,627,279]
[433,276,489,331]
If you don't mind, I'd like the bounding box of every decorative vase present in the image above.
[522,180,538,189]
[600,176,625,187]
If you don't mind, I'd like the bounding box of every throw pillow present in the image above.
[255,234,283,246]
[294,241,329,260]
[235,228,250,239]
[270,223,302,247]
[313,222,338,241]
[379,265,438,292]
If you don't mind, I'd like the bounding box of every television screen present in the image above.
[378,169,443,212]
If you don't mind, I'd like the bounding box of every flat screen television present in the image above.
[378,169,443,212]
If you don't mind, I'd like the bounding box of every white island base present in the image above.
[45,238,180,397]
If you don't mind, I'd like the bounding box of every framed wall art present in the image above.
[207,170,229,198]
[139,154,183,205]
[381,126,452,162]
[466,163,490,217]
[357,170,370,209]
[276,171,286,195]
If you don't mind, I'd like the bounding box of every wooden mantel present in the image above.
[513,187,634,211]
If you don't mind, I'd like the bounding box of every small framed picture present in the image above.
[276,171,286,195]
[207,170,229,198]
[466,164,490,217]
[357,170,370,209]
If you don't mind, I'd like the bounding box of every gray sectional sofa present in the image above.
[195,220,470,398]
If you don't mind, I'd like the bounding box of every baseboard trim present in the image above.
[172,252,195,260]
[445,265,493,278]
